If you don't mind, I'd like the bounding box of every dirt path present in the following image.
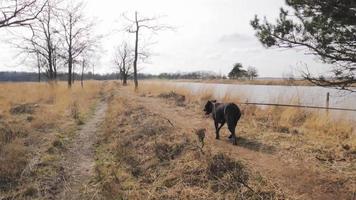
[125,92,353,200]
[56,99,108,200]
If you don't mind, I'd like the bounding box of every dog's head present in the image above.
[203,100,216,115]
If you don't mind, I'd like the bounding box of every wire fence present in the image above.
[240,102,356,112]
[240,92,356,112]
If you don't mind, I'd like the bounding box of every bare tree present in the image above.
[0,0,47,28]
[246,66,258,80]
[30,0,58,80]
[79,46,99,87]
[1,0,47,80]
[123,11,170,90]
[11,0,61,82]
[80,58,85,87]
[57,1,95,88]
[114,41,133,86]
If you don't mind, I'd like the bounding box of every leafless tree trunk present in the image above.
[67,13,73,87]
[58,1,96,88]
[36,51,41,82]
[133,12,139,89]
[81,59,84,88]
[92,64,95,80]
[72,64,75,84]
[53,46,57,80]
[124,11,171,91]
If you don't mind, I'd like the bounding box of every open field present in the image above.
[0,81,355,200]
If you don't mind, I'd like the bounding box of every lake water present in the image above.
[172,82,356,120]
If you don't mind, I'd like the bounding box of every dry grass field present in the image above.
[94,81,355,200]
[0,81,103,199]
[0,80,355,200]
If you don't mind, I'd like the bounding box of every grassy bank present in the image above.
[0,81,103,199]
[95,85,285,199]
[139,82,356,167]
[94,81,355,199]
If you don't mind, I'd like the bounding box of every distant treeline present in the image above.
[157,71,225,80]
[0,71,157,82]
[0,71,223,82]
[0,71,114,82]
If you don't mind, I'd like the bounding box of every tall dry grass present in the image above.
[95,86,284,199]
[139,81,356,168]
[0,81,101,118]
[0,81,103,198]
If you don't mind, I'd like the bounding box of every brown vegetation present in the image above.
[120,81,354,199]
[1,80,355,199]
[139,81,356,158]
[95,86,285,199]
[0,81,102,199]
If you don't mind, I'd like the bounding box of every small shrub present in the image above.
[70,101,80,120]
[23,185,38,197]
[0,122,16,144]
[136,121,168,137]
[275,125,290,134]
[122,154,142,177]
[70,101,84,124]
[207,154,249,192]
[158,91,186,106]
[48,139,65,154]
[10,103,38,115]
[195,129,206,148]
[52,140,64,149]
[0,121,28,145]
[155,142,185,161]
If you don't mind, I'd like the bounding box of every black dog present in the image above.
[204,100,241,145]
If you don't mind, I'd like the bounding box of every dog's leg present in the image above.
[217,121,225,136]
[214,121,220,140]
[228,125,237,145]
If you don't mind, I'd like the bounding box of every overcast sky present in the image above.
[0,0,329,77]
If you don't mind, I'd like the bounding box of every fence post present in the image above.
[326,92,330,114]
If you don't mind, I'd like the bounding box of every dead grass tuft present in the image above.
[155,142,185,161]
[10,103,39,115]
[0,120,28,145]
[158,91,186,106]
[207,153,249,192]
[0,139,28,191]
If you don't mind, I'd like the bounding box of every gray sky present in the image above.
[0,0,329,77]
